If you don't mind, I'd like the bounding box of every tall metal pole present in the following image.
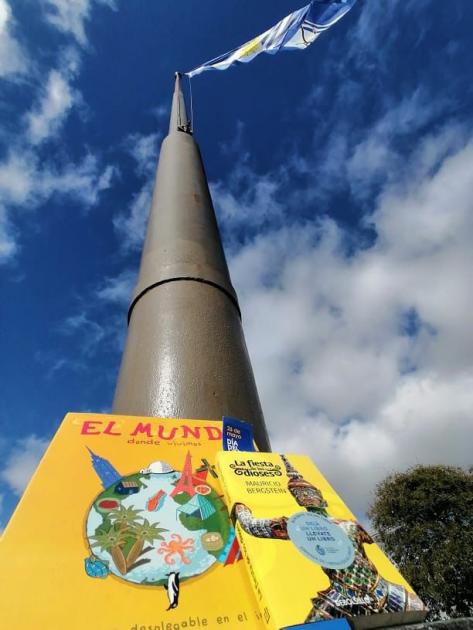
[113,74,270,451]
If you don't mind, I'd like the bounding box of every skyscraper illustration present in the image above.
[87,447,122,488]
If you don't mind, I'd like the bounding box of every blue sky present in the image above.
[1,0,473,529]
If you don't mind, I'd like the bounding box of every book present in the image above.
[216,451,427,630]
[0,413,264,630]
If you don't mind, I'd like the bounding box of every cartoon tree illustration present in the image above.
[126,519,168,567]
[109,505,142,532]
[91,527,128,575]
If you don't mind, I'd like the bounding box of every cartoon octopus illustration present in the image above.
[158,534,195,565]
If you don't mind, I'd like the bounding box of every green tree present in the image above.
[368,465,473,620]
[108,505,142,531]
[91,527,128,575]
[126,519,167,567]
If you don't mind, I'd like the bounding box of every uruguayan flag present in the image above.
[186,0,357,79]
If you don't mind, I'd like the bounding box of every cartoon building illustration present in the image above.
[170,452,196,498]
[115,480,140,495]
[195,458,218,480]
[87,447,122,488]
[176,494,216,520]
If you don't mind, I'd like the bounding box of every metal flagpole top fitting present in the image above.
[170,71,191,134]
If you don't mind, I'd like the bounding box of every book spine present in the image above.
[234,522,279,630]
[215,457,232,509]
[216,458,279,630]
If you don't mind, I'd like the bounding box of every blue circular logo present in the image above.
[287,512,355,569]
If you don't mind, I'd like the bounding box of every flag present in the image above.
[186,0,357,79]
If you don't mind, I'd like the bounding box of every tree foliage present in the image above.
[368,465,473,620]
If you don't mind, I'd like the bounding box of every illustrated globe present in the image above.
[85,467,231,586]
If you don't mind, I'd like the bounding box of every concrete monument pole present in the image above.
[112,74,270,451]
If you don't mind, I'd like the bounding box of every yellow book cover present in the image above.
[216,452,427,630]
[0,413,264,630]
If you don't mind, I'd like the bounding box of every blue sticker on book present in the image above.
[287,512,355,570]
[283,620,351,630]
[222,417,255,452]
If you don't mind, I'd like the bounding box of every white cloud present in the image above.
[0,149,117,262]
[52,256,137,370]
[114,131,161,250]
[0,152,35,205]
[273,373,473,517]
[113,178,153,251]
[227,124,473,517]
[58,304,127,360]
[292,84,454,210]
[54,267,137,365]
[0,204,17,261]
[43,0,116,47]
[346,0,430,74]
[152,104,169,120]
[212,167,284,234]
[219,120,246,157]
[24,47,83,145]
[0,435,49,495]
[347,89,452,198]
[96,268,136,304]
[0,149,116,209]
[0,13,116,264]
[0,0,28,77]
[26,70,77,145]
[60,312,106,356]
[124,132,160,176]
[210,129,287,241]
[41,154,117,206]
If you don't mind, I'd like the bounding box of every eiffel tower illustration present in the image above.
[170,451,196,498]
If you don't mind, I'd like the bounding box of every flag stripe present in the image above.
[186,0,357,78]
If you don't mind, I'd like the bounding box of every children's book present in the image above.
[216,452,427,630]
[0,413,264,630]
